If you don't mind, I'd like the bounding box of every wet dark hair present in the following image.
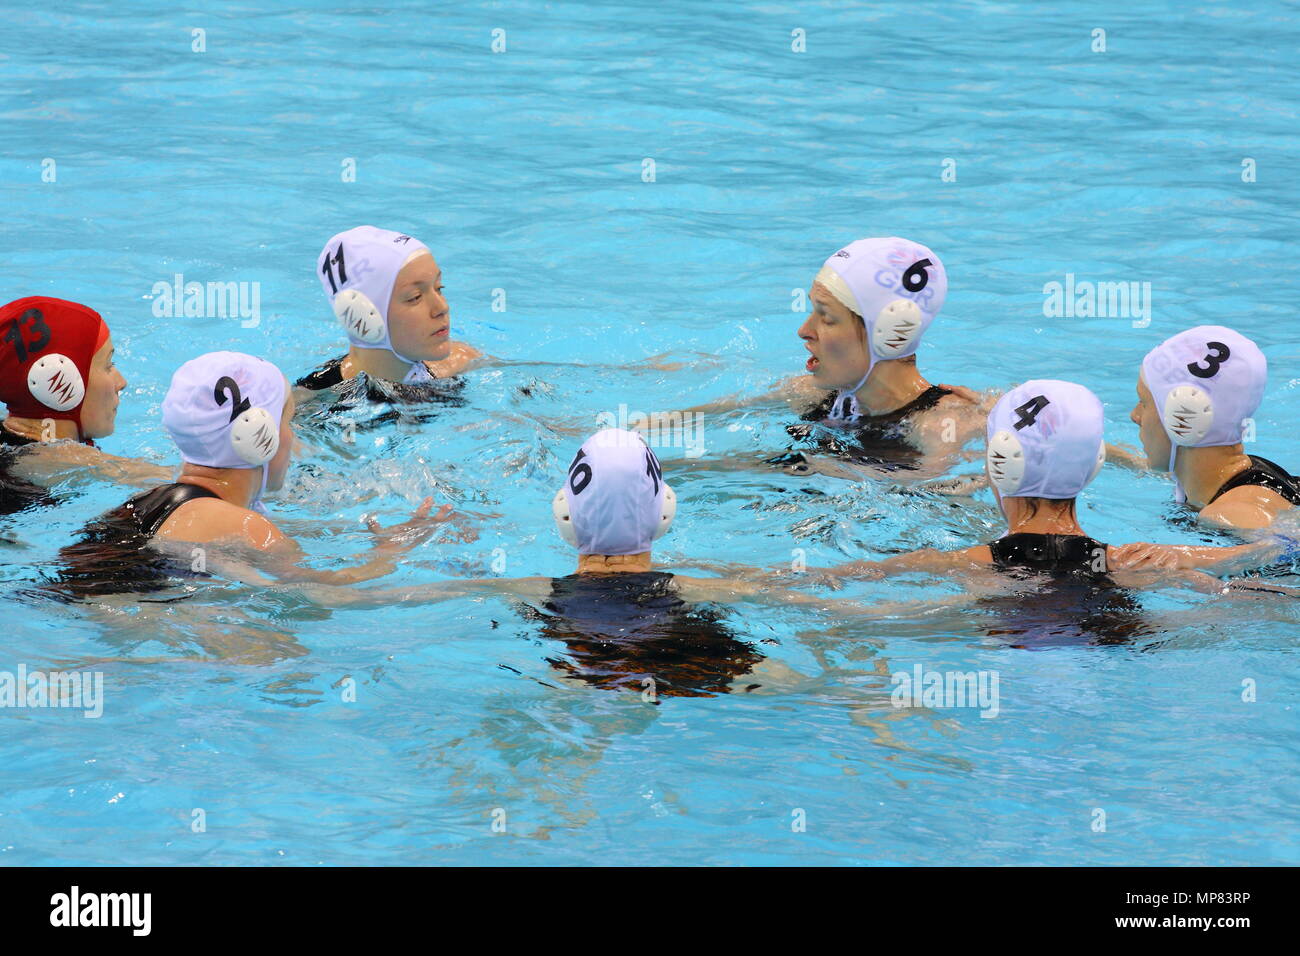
[1019,497,1077,521]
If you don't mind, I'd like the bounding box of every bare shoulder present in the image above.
[155,497,288,551]
[1200,486,1293,530]
[427,341,484,377]
[956,544,994,565]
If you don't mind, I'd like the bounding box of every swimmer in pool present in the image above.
[791,380,1282,585]
[53,351,459,598]
[0,296,170,515]
[295,225,482,406]
[306,428,947,696]
[649,237,987,479]
[1127,325,1299,529]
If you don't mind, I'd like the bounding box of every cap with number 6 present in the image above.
[986,380,1106,499]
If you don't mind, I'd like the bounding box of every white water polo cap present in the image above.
[1141,325,1266,456]
[552,428,677,555]
[986,380,1106,499]
[816,237,947,366]
[317,225,431,364]
[162,351,286,471]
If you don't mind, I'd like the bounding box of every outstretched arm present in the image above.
[1104,442,1148,471]
[11,441,173,488]
[1108,538,1283,576]
[165,498,467,588]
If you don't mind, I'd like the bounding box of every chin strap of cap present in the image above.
[815,266,928,425]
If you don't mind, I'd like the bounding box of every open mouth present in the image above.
[806,354,819,372]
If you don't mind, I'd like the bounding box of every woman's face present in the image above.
[1131,373,1171,469]
[79,336,127,439]
[266,384,296,491]
[797,282,869,390]
[387,252,452,362]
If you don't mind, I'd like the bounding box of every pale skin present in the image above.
[284,545,975,619]
[294,251,483,404]
[3,336,173,488]
[817,494,1279,583]
[152,382,462,585]
[1128,373,1294,529]
[638,281,987,477]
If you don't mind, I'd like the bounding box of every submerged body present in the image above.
[518,571,766,698]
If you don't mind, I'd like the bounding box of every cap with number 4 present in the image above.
[986,380,1106,499]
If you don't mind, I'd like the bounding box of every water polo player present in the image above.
[0,296,168,514]
[1131,325,1300,529]
[296,225,482,404]
[803,380,1280,582]
[318,428,934,696]
[649,237,987,477]
[54,351,456,598]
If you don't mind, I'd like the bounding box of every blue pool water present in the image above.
[2,1,1299,865]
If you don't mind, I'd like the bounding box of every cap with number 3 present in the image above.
[1141,325,1267,453]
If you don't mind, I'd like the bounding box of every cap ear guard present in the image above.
[1089,441,1106,484]
[552,487,578,547]
[653,484,676,540]
[230,406,280,465]
[27,353,86,412]
[987,429,1026,495]
[332,288,386,345]
[1162,385,1214,446]
[552,482,676,547]
[870,299,924,361]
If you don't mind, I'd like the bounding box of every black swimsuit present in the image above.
[989,533,1110,575]
[0,427,58,516]
[516,571,765,699]
[979,533,1154,646]
[296,355,468,406]
[1208,454,1300,507]
[770,385,954,472]
[45,482,220,600]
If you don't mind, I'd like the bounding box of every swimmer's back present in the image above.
[987,533,1111,576]
[1210,454,1300,507]
[0,427,55,515]
[50,483,223,599]
[525,571,764,697]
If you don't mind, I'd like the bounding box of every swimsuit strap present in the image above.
[294,355,347,391]
[1208,454,1300,507]
[822,384,953,426]
[123,482,222,538]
